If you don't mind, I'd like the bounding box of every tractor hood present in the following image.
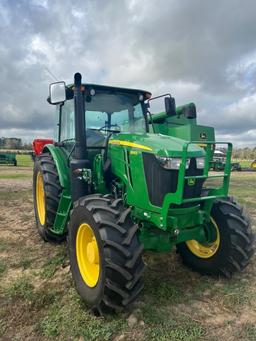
[109,133,205,158]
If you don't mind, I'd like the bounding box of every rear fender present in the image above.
[42,144,70,190]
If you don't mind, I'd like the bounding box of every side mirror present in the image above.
[165,96,176,116]
[49,81,66,104]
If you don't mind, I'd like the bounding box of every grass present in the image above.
[0,259,7,277]
[16,154,33,167]
[0,238,19,252]
[20,213,33,223]
[0,319,7,338]
[0,168,255,340]
[0,155,32,179]
[233,159,254,168]
[144,275,182,305]
[37,289,124,339]
[0,189,31,202]
[5,275,63,313]
[221,281,256,306]
[12,258,33,270]
[236,323,256,341]
[0,173,31,179]
[0,154,33,168]
[6,276,35,301]
[40,247,68,279]
[145,316,205,341]
[229,173,256,211]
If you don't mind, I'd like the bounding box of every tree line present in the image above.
[232,147,256,160]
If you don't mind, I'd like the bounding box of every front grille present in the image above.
[142,153,204,207]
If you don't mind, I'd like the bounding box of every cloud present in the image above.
[199,93,256,136]
[0,0,255,147]
[216,129,256,148]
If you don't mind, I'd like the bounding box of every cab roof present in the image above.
[47,82,152,103]
[66,83,151,98]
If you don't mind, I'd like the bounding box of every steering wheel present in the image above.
[98,124,121,132]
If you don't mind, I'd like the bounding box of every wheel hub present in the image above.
[36,172,46,226]
[86,238,99,264]
[76,223,100,287]
[186,217,220,259]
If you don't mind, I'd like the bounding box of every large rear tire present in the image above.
[177,198,254,277]
[33,153,65,242]
[251,160,256,170]
[68,194,145,314]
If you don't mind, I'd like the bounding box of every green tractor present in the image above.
[33,73,254,314]
[251,160,256,170]
[0,152,17,166]
[207,150,241,172]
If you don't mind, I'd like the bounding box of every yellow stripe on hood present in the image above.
[109,140,152,151]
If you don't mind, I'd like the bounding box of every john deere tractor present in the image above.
[33,73,254,314]
[251,160,256,170]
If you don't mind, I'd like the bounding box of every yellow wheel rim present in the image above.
[76,223,100,287]
[251,161,256,169]
[186,218,220,258]
[36,172,46,225]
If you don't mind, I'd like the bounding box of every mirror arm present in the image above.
[58,103,64,142]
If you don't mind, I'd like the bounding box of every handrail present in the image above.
[160,141,232,225]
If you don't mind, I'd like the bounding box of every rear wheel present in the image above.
[33,153,65,242]
[68,194,145,314]
[251,160,256,170]
[177,198,254,277]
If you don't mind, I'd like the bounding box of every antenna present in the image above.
[44,67,59,82]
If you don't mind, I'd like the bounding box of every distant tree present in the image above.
[232,147,256,160]
[22,142,32,150]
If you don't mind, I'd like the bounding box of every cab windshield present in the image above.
[58,91,146,148]
[85,92,146,133]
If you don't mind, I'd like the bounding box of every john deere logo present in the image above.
[188,178,196,186]
[200,132,207,139]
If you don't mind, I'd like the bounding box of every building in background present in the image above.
[0,137,22,149]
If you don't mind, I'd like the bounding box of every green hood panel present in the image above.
[110,133,205,157]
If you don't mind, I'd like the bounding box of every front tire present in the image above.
[177,198,254,277]
[68,194,145,314]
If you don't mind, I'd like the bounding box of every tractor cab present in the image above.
[54,84,151,155]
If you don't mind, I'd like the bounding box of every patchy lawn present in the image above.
[16,154,33,167]
[0,168,255,341]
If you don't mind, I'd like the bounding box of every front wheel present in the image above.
[68,195,145,314]
[177,198,254,277]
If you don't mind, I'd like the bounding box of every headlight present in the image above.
[196,157,205,169]
[156,156,190,170]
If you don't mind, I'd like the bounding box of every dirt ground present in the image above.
[0,167,256,341]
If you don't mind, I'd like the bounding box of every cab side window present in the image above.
[60,99,75,142]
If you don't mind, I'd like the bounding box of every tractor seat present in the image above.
[86,129,112,179]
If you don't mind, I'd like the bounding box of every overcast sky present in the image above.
[0,0,256,147]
